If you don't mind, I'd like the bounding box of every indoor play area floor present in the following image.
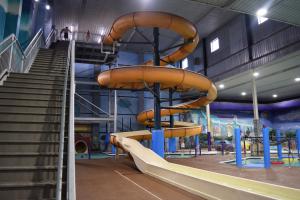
[76,158,205,200]
[76,155,300,200]
[169,155,300,189]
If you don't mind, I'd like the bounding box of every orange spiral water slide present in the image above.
[97,11,217,147]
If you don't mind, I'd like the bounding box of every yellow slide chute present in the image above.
[97,12,300,200]
[99,11,217,143]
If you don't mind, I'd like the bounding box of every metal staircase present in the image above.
[0,41,71,199]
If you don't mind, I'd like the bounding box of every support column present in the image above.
[195,134,199,156]
[206,104,212,151]
[252,74,260,156]
[296,129,300,158]
[276,129,282,160]
[263,128,271,169]
[151,27,164,158]
[235,128,242,168]
[168,88,176,153]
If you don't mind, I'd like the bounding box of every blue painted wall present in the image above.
[3,0,23,38]
[0,0,7,40]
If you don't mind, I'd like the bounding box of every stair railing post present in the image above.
[8,42,14,72]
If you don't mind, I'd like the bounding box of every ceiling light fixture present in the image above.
[272,94,278,98]
[256,8,267,17]
[218,84,225,89]
[34,0,39,2]
[45,4,50,10]
[295,77,300,82]
[253,72,259,77]
[241,92,247,96]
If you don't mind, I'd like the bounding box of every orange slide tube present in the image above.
[98,11,217,148]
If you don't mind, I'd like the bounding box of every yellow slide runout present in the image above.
[98,12,300,200]
[111,131,300,200]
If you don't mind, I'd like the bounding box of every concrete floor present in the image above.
[169,154,300,189]
[76,154,300,200]
[76,158,204,200]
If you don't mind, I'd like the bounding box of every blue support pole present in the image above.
[234,128,242,168]
[276,129,282,160]
[168,137,176,153]
[111,145,116,154]
[195,134,199,156]
[263,128,271,169]
[207,132,211,151]
[152,129,164,158]
[296,129,300,157]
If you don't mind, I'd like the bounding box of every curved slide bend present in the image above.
[98,12,300,200]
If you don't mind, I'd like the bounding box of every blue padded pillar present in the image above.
[152,129,164,158]
[195,134,200,156]
[234,128,242,168]
[263,128,271,169]
[296,129,300,157]
[168,137,176,153]
[276,129,282,160]
[111,145,116,154]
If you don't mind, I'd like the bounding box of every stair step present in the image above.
[30,69,66,75]
[5,76,64,85]
[34,57,65,61]
[0,181,57,199]
[30,65,66,71]
[0,92,63,101]
[0,152,60,167]
[0,132,60,141]
[9,72,65,81]
[0,166,67,183]
[32,62,66,67]
[0,140,59,152]
[28,72,66,77]
[0,113,61,123]
[0,105,61,114]
[0,122,60,132]
[4,81,64,90]
[0,98,62,107]
[0,86,64,95]
[0,167,57,183]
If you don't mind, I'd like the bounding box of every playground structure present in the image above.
[234,128,300,168]
[97,12,300,200]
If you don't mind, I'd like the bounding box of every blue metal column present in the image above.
[195,134,199,156]
[151,27,164,157]
[235,128,242,168]
[168,88,176,153]
[296,129,300,157]
[263,128,271,169]
[111,145,116,154]
[168,137,176,153]
[207,132,211,151]
[276,129,282,160]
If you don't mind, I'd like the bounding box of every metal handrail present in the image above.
[67,39,76,200]
[23,29,43,55]
[75,92,110,116]
[56,41,71,200]
[0,28,55,81]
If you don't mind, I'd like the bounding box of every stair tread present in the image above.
[0,181,57,188]
[0,152,60,156]
[0,166,61,171]
[0,140,59,144]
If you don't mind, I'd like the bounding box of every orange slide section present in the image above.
[98,11,217,146]
[95,12,300,200]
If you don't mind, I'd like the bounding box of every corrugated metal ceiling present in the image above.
[190,0,300,26]
[52,0,237,52]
